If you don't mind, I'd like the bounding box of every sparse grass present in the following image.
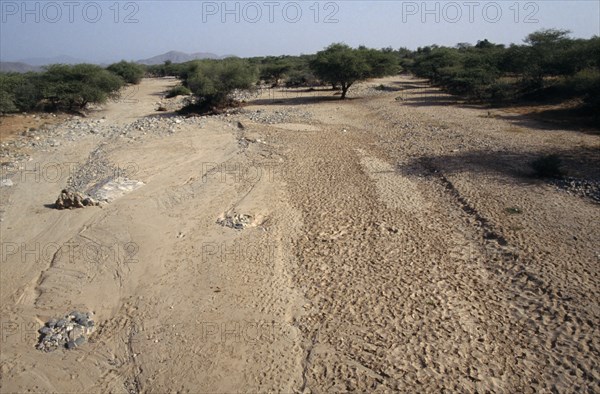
[165,85,191,98]
[505,207,523,214]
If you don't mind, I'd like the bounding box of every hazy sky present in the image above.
[1,0,599,63]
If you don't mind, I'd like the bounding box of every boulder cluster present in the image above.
[36,311,95,352]
[55,189,99,209]
[217,213,253,230]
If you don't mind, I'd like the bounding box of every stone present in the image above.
[68,326,85,341]
[36,310,95,352]
[217,213,253,230]
[55,189,99,210]
[39,326,53,335]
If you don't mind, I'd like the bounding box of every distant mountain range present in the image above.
[135,50,230,65]
[18,55,86,66]
[0,51,234,73]
[0,62,42,73]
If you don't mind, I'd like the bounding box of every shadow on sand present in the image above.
[396,146,600,183]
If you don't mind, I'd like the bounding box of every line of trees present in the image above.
[149,45,399,113]
[155,30,598,114]
[405,29,600,112]
[2,29,599,117]
[0,61,145,113]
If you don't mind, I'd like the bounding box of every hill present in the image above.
[0,62,42,73]
[136,50,223,65]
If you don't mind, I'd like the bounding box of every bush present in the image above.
[107,61,145,84]
[40,64,124,110]
[185,58,257,111]
[166,85,191,98]
[284,69,318,87]
[310,44,398,99]
[488,82,517,102]
[568,68,600,113]
[260,57,291,86]
[1,64,126,113]
[530,154,564,178]
[0,90,17,113]
[0,73,42,112]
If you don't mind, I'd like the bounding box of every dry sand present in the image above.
[0,76,598,393]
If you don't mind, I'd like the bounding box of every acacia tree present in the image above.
[40,64,123,110]
[107,61,145,84]
[186,58,257,112]
[310,43,398,99]
[260,57,291,87]
[310,44,368,99]
[0,73,41,112]
[522,29,572,87]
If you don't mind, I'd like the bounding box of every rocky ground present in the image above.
[0,76,598,393]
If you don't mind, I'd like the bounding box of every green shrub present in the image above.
[0,90,17,113]
[0,73,42,112]
[260,57,291,86]
[2,64,126,113]
[488,82,517,102]
[530,154,564,178]
[166,85,191,98]
[310,44,398,99]
[186,58,257,111]
[569,68,600,105]
[107,61,145,84]
[284,69,318,87]
[40,64,124,110]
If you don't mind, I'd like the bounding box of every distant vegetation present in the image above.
[106,61,145,84]
[146,45,398,113]
[310,44,399,98]
[185,58,257,112]
[1,29,599,121]
[165,85,191,98]
[0,61,143,113]
[405,29,600,118]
